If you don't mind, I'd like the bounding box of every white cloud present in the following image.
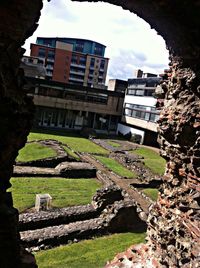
[23,0,169,82]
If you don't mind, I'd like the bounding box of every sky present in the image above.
[23,0,169,83]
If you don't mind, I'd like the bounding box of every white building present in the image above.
[117,70,161,146]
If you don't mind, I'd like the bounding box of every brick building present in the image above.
[30,37,109,88]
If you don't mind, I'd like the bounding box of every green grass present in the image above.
[62,146,81,161]
[142,188,159,201]
[9,177,101,212]
[133,147,166,175]
[107,141,121,148]
[17,142,57,162]
[35,232,146,268]
[28,132,108,155]
[95,156,136,178]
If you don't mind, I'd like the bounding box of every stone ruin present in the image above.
[0,1,199,267]
[19,185,146,251]
[13,139,97,178]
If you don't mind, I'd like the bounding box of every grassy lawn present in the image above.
[62,145,81,161]
[10,177,101,213]
[107,141,121,148]
[35,232,146,268]
[95,156,136,178]
[133,147,166,175]
[17,142,57,162]
[142,188,159,201]
[28,131,108,155]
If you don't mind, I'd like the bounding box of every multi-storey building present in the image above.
[30,37,109,88]
[26,77,124,133]
[117,70,161,146]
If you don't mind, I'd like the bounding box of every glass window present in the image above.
[47,50,55,59]
[94,44,103,56]
[75,41,84,52]
[71,55,78,64]
[90,58,95,67]
[79,56,86,65]
[38,48,46,58]
[100,60,105,69]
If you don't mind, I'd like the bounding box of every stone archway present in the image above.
[0,1,199,267]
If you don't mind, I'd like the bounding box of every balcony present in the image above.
[46,58,54,63]
[70,70,85,76]
[70,63,86,69]
[46,65,54,70]
[69,77,84,83]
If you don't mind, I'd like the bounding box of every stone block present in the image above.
[35,194,52,212]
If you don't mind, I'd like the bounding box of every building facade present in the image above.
[26,77,124,133]
[30,37,109,88]
[117,71,161,146]
[21,55,46,79]
[107,79,128,93]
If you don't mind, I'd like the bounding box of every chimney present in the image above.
[135,69,143,78]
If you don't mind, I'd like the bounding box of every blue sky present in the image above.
[23,0,169,82]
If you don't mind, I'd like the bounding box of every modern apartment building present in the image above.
[117,70,161,146]
[30,37,109,88]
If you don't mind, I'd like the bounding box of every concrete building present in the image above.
[30,37,109,88]
[107,79,128,93]
[21,55,46,79]
[117,70,161,146]
[26,77,124,133]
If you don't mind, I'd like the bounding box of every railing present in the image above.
[124,107,160,123]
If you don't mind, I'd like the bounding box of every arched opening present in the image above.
[0,1,199,267]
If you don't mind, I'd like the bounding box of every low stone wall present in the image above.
[19,185,126,232]
[20,200,146,251]
[16,155,71,168]
[19,205,98,232]
[110,151,161,183]
[13,166,60,177]
[13,162,97,178]
[16,139,78,168]
[55,162,96,178]
[131,179,162,189]
[19,185,147,251]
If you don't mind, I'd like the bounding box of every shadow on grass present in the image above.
[31,127,80,138]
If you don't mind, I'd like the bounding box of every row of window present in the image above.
[127,88,155,97]
[90,58,105,69]
[124,103,159,122]
[38,48,106,70]
[31,86,108,104]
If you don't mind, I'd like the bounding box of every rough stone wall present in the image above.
[148,61,200,267]
[0,1,43,267]
[0,0,200,267]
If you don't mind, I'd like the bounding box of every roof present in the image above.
[37,37,106,48]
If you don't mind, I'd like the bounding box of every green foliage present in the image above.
[10,177,101,212]
[107,141,121,148]
[142,188,159,201]
[29,132,108,155]
[17,142,57,162]
[95,156,136,178]
[35,232,146,268]
[134,147,166,175]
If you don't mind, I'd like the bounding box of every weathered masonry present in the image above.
[0,1,199,267]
